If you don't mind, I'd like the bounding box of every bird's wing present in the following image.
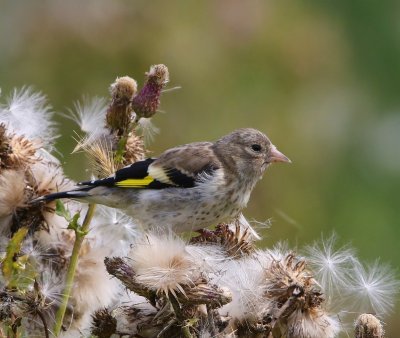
[79,142,220,189]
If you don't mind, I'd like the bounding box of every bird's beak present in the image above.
[268,145,291,163]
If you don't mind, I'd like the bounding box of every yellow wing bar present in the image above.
[115,175,155,188]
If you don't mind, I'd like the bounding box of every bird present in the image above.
[37,128,290,233]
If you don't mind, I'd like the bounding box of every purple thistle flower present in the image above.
[132,64,169,120]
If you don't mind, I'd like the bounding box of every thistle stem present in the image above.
[53,203,96,336]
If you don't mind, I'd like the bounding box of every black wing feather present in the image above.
[79,158,157,187]
[115,158,155,181]
[78,158,218,189]
[165,164,218,188]
[165,168,195,188]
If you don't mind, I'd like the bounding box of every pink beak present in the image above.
[268,145,291,163]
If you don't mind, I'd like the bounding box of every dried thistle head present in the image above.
[129,233,198,297]
[123,132,145,165]
[0,126,39,171]
[0,290,16,322]
[4,161,72,234]
[18,281,49,316]
[180,280,232,309]
[106,76,137,135]
[6,135,40,169]
[264,253,323,316]
[132,64,169,120]
[191,223,255,258]
[355,313,384,338]
[91,308,117,338]
[109,76,137,101]
[75,137,116,178]
[11,204,47,235]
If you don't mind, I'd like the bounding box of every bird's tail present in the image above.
[31,186,92,204]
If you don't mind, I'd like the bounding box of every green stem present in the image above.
[53,203,96,336]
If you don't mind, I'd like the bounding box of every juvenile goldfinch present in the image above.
[38,128,290,232]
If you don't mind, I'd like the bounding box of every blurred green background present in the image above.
[1,0,399,334]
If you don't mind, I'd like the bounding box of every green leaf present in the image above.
[2,227,29,288]
[55,200,71,220]
[67,212,81,231]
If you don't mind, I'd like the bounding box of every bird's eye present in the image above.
[251,144,262,152]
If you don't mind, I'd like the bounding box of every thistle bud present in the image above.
[132,64,169,120]
[106,76,137,135]
[355,314,384,338]
[180,282,232,308]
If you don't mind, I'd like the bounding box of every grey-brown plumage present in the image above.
[38,128,290,232]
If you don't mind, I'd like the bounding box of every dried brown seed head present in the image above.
[106,76,137,135]
[123,132,145,165]
[109,76,137,102]
[190,222,255,258]
[7,135,39,169]
[73,133,117,178]
[91,308,117,338]
[355,313,384,338]
[265,253,322,315]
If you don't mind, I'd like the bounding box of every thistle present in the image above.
[132,64,169,120]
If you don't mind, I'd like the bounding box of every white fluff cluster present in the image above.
[347,260,400,316]
[89,205,139,256]
[129,232,200,296]
[305,234,357,299]
[0,87,57,148]
[287,308,340,338]
[218,257,268,323]
[305,234,400,318]
[68,96,109,150]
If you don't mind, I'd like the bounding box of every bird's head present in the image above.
[214,128,291,178]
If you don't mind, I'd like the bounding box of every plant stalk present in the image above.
[53,203,96,336]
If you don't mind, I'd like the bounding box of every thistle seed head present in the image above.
[191,223,255,258]
[7,135,39,169]
[106,76,137,135]
[91,308,117,338]
[129,233,198,297]
[355,313,384,338]
[264,253,322,315]
[109,76,137,102]
[123,132,145,165]
[0,127,39,171]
